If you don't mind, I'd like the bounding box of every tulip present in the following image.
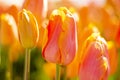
[37,19,48,49]
[18,9,39,80]
[23,0,48,49]
[42,7,77,65]
[78,23,99,52]
[0,13,18,46]
[0,13,18,80]
[79,7,89,28]
[79,33,110,80]
[42,7,77,80]
[18,9,39,48]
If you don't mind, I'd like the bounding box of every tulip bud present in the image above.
[42,7,77,65]
[79,33,110,80]
[18,9,39,48]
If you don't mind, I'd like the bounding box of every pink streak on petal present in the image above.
[59,16,77,65]
[43,16,62,63]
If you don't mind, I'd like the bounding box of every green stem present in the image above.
[6,60,12,80]
[0,45,1,65]
[63,66,67,80]
[56,64,61,80]
[24,48,31,80]
[6,47,12,80]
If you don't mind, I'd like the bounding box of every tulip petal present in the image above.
[43,15,62,63]
[58,15,77,65]
[18,9,39,48]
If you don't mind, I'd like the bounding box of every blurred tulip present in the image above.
[78,4,119,41]
[0,0,24,22]
[6,5,19,23]
[0,13,19,80]
[107,0,120,19]
[79,33,110,80]
[87,4,119,41]
[107,41,118,75]
[37,19,48,49]
[101,7,119,41]
[18,9,39,48]
[23,0,48,26]
[42,7,77,65]
[78,23,99,51]
[0,13,18,46]
[79,7,89,28]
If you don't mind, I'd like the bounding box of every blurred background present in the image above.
[0,0,120,80]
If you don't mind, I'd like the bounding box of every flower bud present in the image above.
[79,33,110,80]
[43,7,77,65]
[18,9,39,48]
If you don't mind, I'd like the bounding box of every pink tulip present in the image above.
[79,33,110,80]
[42,7,77,65]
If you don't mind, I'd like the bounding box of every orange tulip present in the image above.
[107,41,118,75]
[79,7,89,28]
[18,9,39,48]
[37,19,48,49]
[23,0,48,25]
[0,13,18,46]
[101,8,119,41]
[42,7,77,65]
[78,23,99,51]
[79,33,110,80]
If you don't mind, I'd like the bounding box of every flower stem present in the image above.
[63,66,67,80]
[56,64,61,80]
[24,48,31,80]
[0,44,2,66]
